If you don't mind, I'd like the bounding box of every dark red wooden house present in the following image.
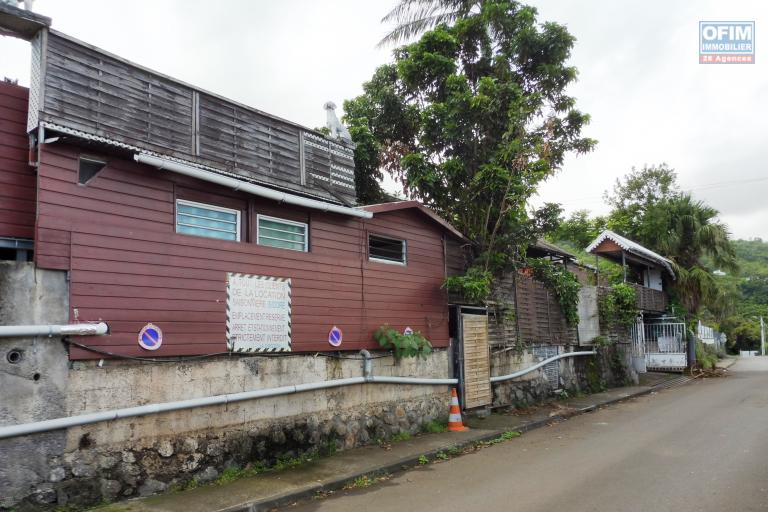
[0,16,466,360]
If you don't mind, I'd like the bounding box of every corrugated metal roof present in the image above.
[586,230,675,279]
[531,239,576,259]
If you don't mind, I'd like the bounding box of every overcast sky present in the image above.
[1,0,766,240]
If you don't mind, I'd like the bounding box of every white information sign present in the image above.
[226,273,292,352]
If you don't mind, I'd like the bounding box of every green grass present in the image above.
[351,475,373,488]
[390,431,412,442]
[477,431,521,447]
[215,462,269,485]
[446,445,462,456]
[421,419,449,433]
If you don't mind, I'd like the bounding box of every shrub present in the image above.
[696,341,719,370]
[443,266,493,304]
[374,325,433,359]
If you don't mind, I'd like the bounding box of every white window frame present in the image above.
[256,214,309,252]
[175,199,241,242]
[368,233,407,266]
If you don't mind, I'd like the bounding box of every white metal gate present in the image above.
[639,319,687,371]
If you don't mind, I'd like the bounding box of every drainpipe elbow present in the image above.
[359,349,373,380]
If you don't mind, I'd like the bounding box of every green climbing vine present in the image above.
[598,283,638,327]
[527,259,581,326]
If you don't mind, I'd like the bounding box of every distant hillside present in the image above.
[732,239,768,316]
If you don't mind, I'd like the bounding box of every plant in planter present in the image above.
[373,325,433,359]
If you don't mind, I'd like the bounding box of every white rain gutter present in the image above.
[133,153,373,219]
[0,322,108,338]
[0,352,457,440]
[490,351,596,383]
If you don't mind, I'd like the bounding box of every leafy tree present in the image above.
[552,209,607,249]
[604,164,679,245]
[720,315,761,352]
[347,121,387,204]
[347,1,595,300]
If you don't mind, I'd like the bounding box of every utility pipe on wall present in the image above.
[490,351,596,383]
[0,322,109,338]
[133,153,373,219]
[0,350,458,440]
[0,349,596,440]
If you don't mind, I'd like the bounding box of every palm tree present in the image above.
[654,194,737,316]
[378,0,481,47]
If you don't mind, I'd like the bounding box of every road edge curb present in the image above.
[222,381,688,512]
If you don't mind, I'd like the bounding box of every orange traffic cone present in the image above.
[447,388,468,431]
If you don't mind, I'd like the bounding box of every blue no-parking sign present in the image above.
[328,326,343,347]
[138,323,163,351]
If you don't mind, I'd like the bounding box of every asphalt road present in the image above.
[286,358,768,512]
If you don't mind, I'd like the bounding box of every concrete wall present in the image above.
[0,262,70,510]
[490,344,638,409]
[0,263,451,510]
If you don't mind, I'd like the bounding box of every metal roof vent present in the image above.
[0,0,34,11]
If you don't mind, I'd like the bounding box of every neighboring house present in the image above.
[586,230,687,372]
[586,229,674,313]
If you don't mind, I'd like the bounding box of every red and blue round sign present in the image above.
[328,326,343,347]
[138,323,163,351]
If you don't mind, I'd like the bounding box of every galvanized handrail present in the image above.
[490,351,596,383]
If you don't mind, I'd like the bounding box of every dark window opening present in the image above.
[78,157,107,184]
[0,238,33,261]
[369,234,406,264]
[0,248,33,261]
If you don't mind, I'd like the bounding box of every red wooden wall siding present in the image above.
[35,144,450,359]
[0,82,35,240]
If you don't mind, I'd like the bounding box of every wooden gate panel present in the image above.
[462,314,491,409]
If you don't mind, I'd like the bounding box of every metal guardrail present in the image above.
[490,351,597,383]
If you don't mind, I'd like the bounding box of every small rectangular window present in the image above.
[176,199,240,241]
[369,234,406,264]
[257,215,308,252]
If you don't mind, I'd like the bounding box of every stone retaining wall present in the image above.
[490,344,637,409]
